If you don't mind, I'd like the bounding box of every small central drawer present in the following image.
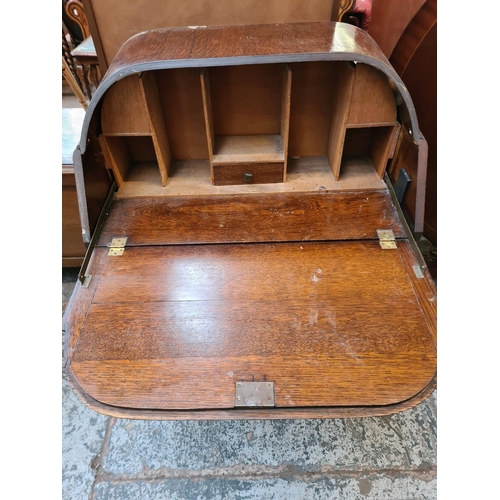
[212,162,285,186]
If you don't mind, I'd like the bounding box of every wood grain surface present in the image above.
[113,157,387,198]
[327,62,354,180]
[388,0,436,76]
[209,64,283,137]
[97,191,405,246]
[66,364,436,419]
[105,23,390,76]
[98,136,129,187]
[398,241,437,345]
[139,72,171,187]
[212,135,284,163]
[77,22,427,239]
[212,162,284,186]
[200,68,214,162]
[158,68,210,160]
[288,61,337,157]
[346,64,397,126]
[390,0,437,244]
[71,241,436,410]
[63,248,110,365]
[66,20,436,419]
[101,75,150,135]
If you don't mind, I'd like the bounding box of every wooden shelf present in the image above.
[98,62,402,192]
[115,157,386,199]
[99,73,171,187]
[212,134,284,164]
[341,125,401,179]
[201,64,291,185]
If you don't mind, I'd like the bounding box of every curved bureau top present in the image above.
[78,21,422,155]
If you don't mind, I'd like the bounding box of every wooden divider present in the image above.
[326,62,355,181]
[200,68,215,183]
[139,72,171,187]
[281,65,292,179]
[98,62,401,190]
[99,73,172,187]
[201,64,292,186]
[327,62,399,181]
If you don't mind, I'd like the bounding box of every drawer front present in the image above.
[213,162,284,186]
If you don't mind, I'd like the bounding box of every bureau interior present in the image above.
[96,61,402,196]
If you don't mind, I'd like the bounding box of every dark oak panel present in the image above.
[97,191,405,247]
[71,241,436,410]
[72,353,434,410]
[77,300,432,360]
[288,61,336,157]
[91,242,413,304]
[67,363,436,420]
[67,21,436,419]
[157,68,210,160]
[77,22,426,238]
[63,248,109,364]
[212,162,284,186]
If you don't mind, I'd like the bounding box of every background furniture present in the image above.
[63,0,102,99]
[62,108,87,267]
[390,0,437,247]
[368,0,437,250]
[82,0,357,73]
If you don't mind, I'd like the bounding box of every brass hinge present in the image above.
[108,237,128,256]
[377,229,397,249]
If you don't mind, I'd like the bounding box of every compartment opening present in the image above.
[99,135,162,187]
[340,125,400,181]
[201,64,291,185]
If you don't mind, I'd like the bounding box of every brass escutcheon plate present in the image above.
[234,382,275,407]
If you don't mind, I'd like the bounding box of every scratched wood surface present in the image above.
[71,241,436,410]
[97,191,405,246]
[77,22,427,237]
[105,23,389,76]
[67,365,436,420]
[66,21,435,418]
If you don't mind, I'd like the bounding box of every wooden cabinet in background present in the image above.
[62,108,87,267]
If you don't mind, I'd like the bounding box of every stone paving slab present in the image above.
[62,370,109,500]
[101,395,436,477]
[92,474,437,500]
